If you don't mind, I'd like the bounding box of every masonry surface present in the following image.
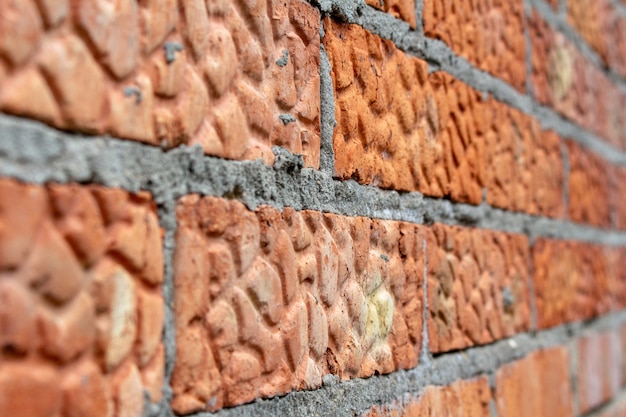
[1,0,626,416]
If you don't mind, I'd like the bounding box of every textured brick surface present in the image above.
[359,377,491,417]
[324,21,564,214]
[171,196,425,413]
[567,141,611,227]
[533,239,611,329]
[529,10,626,149]
[567,0,626,79]
[577,331,622,413]
[0,178,164,416]
[485,107,564,218]
[0,0,321,167]
[366,0,416,28]
[495,348,573,417]
[423,0,526,90]
[426,224,531,353]
[612,166,626,229]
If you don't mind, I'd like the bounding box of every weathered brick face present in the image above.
[423,0,526,90]
[0,0,321,167]
[0,178,164,417]
[366,0,416,28]
[577,331,622,413]
[529,10,626,148]
[495,348,574,417]
[325,21,564,214]
[171,196,424,413]
[426,224,531,353]
[533,239,612,328]
[567,141,612,227]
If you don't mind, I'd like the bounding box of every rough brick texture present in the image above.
[426,224,531,353]
[533,239,612,329]
[0,178,164,417]
[0,0,321,167]
[577,331,622,413]
[495,348,573,417]
[359,377,491,417]
[171,196,425,413]
[567,141,611,227]
[366,0,416,28]
[529,10,626,149]
[423,0,526,90]
[567,0,626,79]
[324,20,563,214]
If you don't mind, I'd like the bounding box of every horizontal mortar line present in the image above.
[175,310,626,417]
[529,0,626,89]
[341,5,626,167]
[1,113,626,247]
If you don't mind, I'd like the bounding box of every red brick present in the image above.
[62,360,113,417]
[0,179,164,417]
[567,0,626,79]
[533,239,611,328]
[0,361,62,417]
[0,0,43,66]
[612,166,626,230]
[423,0,526,90]
[485,104,564,217]
[567,141,611,227]
[325,20,563,213]
[529,10,626,149]
[365,0,416,28]
[361,376,491,417]
[171,196,424,412]
[426,224,531,353]
[495,348,573,417]
[0,0,321,167]
[577,331,622,413]
[324,20,484,203]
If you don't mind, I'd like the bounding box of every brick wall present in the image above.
[0,0,625,416]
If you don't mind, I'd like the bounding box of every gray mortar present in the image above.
[319,4,626,168]
[177,310,626,417]
[319,45,336,174]
[2,114,626,247]
[414,0,424,34]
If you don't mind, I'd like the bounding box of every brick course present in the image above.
[0,178,164,417]
[0,0,321,167]
[325,20,563,215]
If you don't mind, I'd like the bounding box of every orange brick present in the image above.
[495,348,573,417]
[612,166,626,230]
[529,10,626,149]
[171,196,425,413]
[426,224,531,353]
[324,20,485,203]
[360,376,491,417]
[423,0,526,90]
[577,331,622,413]
[325,20,563,213]
[485,104,564,217]
[365,0,416,28]
[0,178,164,417]
[567,141,611,227]
[0,0,321,168]
[567,0,626,79]
[533,239,611,329]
